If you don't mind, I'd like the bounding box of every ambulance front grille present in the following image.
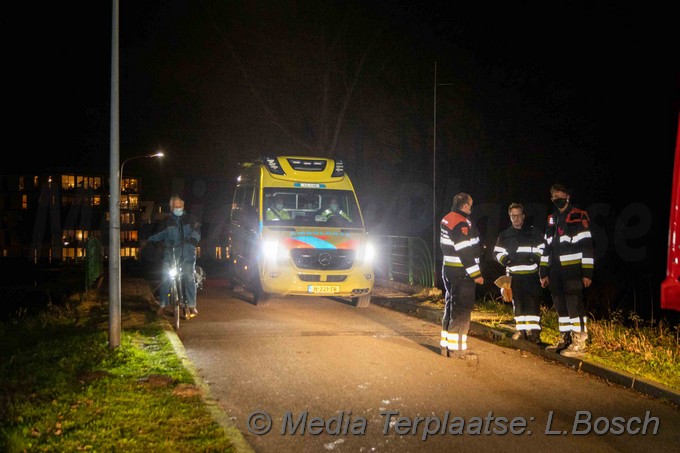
[298,274,348,282]
[291,249,355,270]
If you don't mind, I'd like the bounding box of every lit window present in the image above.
[129,194,139,209]
[61,175,74,190]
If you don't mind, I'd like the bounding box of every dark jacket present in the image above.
[440,210,483,279]
[148,213,201,265]
[494,225,544,275]
[539,205,594,280]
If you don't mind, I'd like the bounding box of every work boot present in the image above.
[440,331,449,357]
[561,332,589,358]
[547,332,572,353]
[528,330,542,344]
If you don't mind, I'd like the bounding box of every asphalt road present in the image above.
[175,284,680,453]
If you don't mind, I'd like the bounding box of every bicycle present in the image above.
[166,247,190,330]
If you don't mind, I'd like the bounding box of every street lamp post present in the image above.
[109,150,164,349]
[433,61,454,280]
[109,0,120,349]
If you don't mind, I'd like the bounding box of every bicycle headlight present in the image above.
[168,266,179,278]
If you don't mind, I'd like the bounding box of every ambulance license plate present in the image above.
[308,285,340,294]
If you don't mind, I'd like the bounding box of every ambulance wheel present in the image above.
[352,294,371,308]
[225,261,236,290]
[254,290,271,307]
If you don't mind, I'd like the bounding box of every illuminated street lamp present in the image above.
[120,151,165,201]
[109,149,164,349]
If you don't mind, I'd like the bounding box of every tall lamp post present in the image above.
[433,61,454,279]
[109,0,120,349]
[109,151,164,348]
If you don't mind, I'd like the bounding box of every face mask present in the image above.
[553,198,568,209]
[173,208,184,216]
[275,203,284,210]
[329,204,338,211]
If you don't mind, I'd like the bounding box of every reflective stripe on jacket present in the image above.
[440,210,482,278]
[320,208,351,221]
[539,206,594,279]
[494,225,544,275]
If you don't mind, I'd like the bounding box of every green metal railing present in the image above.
[371,235,435,288]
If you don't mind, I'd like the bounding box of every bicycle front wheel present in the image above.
[170,278,181,330]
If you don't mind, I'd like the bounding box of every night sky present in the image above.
[7,1,680,310]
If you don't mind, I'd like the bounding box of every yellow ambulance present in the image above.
[226,156,375,307]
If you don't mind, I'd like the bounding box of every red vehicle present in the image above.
[661,115,680,311]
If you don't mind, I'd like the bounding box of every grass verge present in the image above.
[471,295,680,392]
[0,292,236,453]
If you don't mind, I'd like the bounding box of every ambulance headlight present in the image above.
[358,242,376,264]
[262,240,289,262]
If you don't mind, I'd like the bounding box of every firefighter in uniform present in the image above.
[539,183,594,357]
[494,203,544,343]
[439,192,484,359]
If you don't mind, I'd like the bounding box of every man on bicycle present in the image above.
[148,195,201,317]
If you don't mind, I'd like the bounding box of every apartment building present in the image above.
[0,171,146,263]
